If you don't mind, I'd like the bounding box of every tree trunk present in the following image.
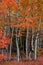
[34,19,41,60]
[9,27,14,60]
[26,28,29,59]
[34,32,38,60]
[16,28,20,61]
[31,29,34,51]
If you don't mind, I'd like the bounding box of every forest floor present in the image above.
[0,55,43,65]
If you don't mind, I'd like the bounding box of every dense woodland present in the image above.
[0,0,43,61]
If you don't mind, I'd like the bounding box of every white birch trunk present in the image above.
[26,28,29,59]
[34,19,41,60]
[16,28,20,61]
[31,29,34,51]
[9,27,14,60]
[34,32,38,60]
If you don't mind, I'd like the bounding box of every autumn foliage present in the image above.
[0,0,43,61]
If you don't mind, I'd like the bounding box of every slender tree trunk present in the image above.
[34,31,38,60]
[26,28,29,59]
[9,27,14,60]
[16,28,20,61]
[34,19,41,60]
[31,29,34,51]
